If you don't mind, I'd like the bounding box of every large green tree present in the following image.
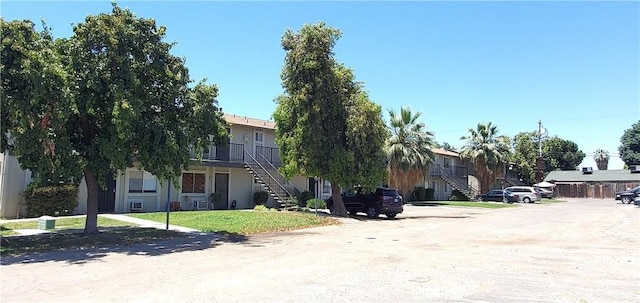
[510,131,537,184]
[386,107,435,198]
[619,121,640,166]
[1,19,83,185]
[542,137,585,171]
[273,22,388,217]
[1,5,227,233]
[459,122,511,193]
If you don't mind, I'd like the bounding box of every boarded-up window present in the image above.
[182,173,206,193]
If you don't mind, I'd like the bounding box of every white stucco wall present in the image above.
[0,154,31,218]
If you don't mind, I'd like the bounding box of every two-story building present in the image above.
[0,114,310,219]
[425,148,478,201]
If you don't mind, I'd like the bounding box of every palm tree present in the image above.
[459,122,511,194]
[593,149,609,170]
[386,107,435,198]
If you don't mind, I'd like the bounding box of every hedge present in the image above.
[23,184,79,217]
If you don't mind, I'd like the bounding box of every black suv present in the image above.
[326,187,403,218]
[615,186,640,204]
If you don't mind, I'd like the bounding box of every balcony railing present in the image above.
[256,146,281,166]
[190,143,245,163]
[190,143,282,166]
[429,164,468,178]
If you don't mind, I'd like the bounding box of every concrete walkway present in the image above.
[0,214,199,235]
[99,214,199,233]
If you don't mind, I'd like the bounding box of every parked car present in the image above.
[475,189,518,203]
[325,187,403,218]
[504,186,541,203]
[634,197,640,206]
[615,186,640,204]
[534,187,554,199]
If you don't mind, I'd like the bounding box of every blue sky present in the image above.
[2,1,638,169]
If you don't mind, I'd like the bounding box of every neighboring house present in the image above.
[425,148,477,200]
[0,114,311,219]
[544,168,640,199]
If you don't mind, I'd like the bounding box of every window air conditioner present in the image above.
[130,200,144,211]
[193,200,208,210]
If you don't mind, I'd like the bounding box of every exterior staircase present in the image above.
[243,149,301,210]
[432,164,478,200]
[503,171,526,187]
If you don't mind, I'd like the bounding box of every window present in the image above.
[443,157,450,168]
[129,170,157,193]
[182,173,205,193]
[255,131,264,143]
[322,180,332,194]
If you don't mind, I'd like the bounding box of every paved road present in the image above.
[1,199,638,303]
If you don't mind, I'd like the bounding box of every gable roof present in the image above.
[432,148,460,157]
[224,114,276,130]
[544,169,640,183]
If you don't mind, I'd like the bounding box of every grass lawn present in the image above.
[128,210,339,235]
[0,228,185,255]
[0,217,136,236]
[411,201,516,209]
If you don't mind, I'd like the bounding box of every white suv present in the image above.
[504,186,541,203]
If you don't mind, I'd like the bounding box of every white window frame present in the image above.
[254,130,264,144]
[128,170,157,193]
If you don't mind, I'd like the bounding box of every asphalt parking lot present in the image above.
[1,198,639,303]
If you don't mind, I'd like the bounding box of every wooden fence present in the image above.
[554,182,640,199]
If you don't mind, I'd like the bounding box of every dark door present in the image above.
[215,128,231,161]
[214,173,229,209]
[98,171,116,213]
[308,177,316,198]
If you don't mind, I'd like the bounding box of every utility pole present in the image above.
[536,120,547,183]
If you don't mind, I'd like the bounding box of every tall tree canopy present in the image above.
[593,149,610,170]
[542,137,585,171]
[618,121,640,166]
[273,22,388,217]
[386,107,435,197]
[510,131,538,185]
[460,122,511,193]
[1,4,228,233]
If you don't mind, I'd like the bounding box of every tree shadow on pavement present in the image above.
[347,214,470,221]
[394,215,471,220]
[0,228,248,266]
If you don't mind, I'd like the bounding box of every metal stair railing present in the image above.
[244,149,295,207]
[438,164,478,200]
[254,150,302,198]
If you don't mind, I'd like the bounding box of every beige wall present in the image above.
[0,154,31,218]
[0,128,306,217]
[229,167,253,209]
[290,175,309,193]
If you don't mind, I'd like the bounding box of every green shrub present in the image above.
[23,184,79,217]
[253,191,269,205]
[450,189,470,201]
[306,198,326,209]
[209,192,224,209]
[425,188,435,201]
[254,205,268,211]
[414,186,427,201]
[298,191,314,207]
[288,196,299,208]
[405,191,415,202]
